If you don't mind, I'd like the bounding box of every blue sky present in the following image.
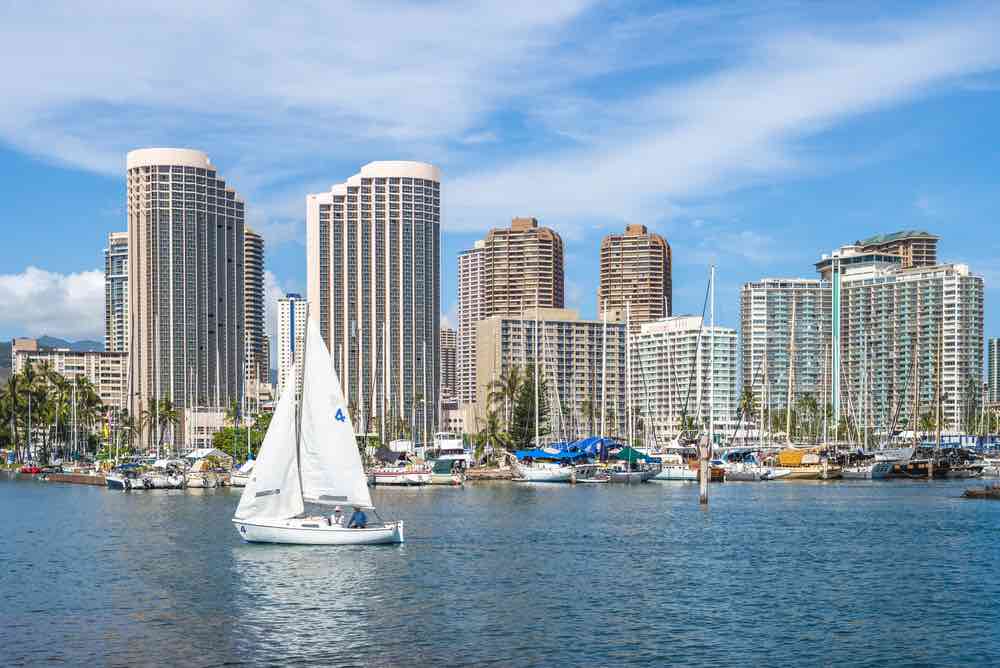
[1,1,999,351]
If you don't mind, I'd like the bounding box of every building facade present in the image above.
[820,241,983,435]
[457,218,564,415]
[276,294,308,399]
[456,241,486,405]
[631,315,739,443]
[104,232,129,353]
[306,161,440,443]
[13,341,128,409]
[475,308,626,440]
[739,279,832,420]
[126,148,246,447]
[989,338,1000,404]
[598,224,671,332]
[440,327,457,401]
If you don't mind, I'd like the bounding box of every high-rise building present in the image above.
[126,148,246,447]
[457,241,486,405]
[104,232,129,353]
[739,279,833,420]
[856,230,939,269]
[632,315,739,442]
[457,218,564,413]
[244,227,269,398]
[440,327,457,401]
[989,338,1000,404]
[818,241,983,435]
[599,224,671,332]
[306,161,440,442]
[276,294,308,399]
[475,308,626,440]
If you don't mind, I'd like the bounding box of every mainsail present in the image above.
[299,317,374,509]
[234,380,303,521]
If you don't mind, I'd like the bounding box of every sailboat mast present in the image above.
[600,299,607,439]
[534,299,539,448]
[709,265,715,448]
[295,306,310,506]
[626,301,631,448]
[785,296,795,443]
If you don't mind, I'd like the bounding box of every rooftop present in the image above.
[856,230,938,246]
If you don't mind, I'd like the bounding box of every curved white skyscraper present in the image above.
[307,161,440,444]
[126,148,245,445]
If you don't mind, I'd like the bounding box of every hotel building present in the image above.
[126,148,246,446]
[276,293,308,400]
[104,232,129,353]
[307,161,440,442]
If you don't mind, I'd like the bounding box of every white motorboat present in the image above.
[841,461,894,480]
[574,464,609,483]
[430,432,474,469]
[650,451,697,482]
[232,318,403,546]
[185,458,220,488]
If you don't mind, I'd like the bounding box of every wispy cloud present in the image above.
[0,267,104,340]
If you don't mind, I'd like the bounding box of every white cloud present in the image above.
[263,270,286,369]
[447,7,1000,231]
[0,267,105,341]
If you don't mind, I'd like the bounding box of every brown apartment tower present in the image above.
[456,217,565,405]
[598,224,671,333]
[856,230,938,269]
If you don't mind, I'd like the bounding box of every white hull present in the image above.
[370,469,432,486]
[512,462,575,483]
[842,462,894,480]
[186,473,219,488]
[652,465,697,482]
[723,465,772,482]
[233,518,403,545]
[229,473,250,487]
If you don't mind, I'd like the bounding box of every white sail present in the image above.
[299,317,374,509]
[234,379,303,521]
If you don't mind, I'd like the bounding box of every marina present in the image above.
[2,474,998,665]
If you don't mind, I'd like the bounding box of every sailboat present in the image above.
[232,318,404,545]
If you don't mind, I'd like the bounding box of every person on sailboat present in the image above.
[347,506,367,529]
[329,506,344,526]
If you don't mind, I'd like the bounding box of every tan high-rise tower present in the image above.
[126,148,245,447]
[598,224,671,333]
[456,217,564,408]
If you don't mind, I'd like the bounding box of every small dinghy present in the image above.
[232,318,403,546]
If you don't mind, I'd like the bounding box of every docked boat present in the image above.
[770,449,842,480]
[230,459,254,487]
[185,458,220,488]
[718,449,773,481]
[650,448,697,482]
[574,464,610,483]
[232,317,403,546]
[981,457,1000,478]
[511,458,576,483]
[369,462,433,486]
[428,458,465,485]
[430,432,475,469]
[841,461,894,480]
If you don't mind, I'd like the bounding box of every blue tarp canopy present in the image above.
[514,448,589,461]
[544,437,616,457]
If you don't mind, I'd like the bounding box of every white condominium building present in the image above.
[126,148,246,446]
[104,232,129,353]
[276,294,308,399]
[12,339,128,409]
[440,327,457,401]
[739,279,832,417]
[631,315,738,442]
[307,161,441,443]
[989,338,1000,404]
[475,308,626,441]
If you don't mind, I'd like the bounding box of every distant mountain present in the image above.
[37,335,104,352]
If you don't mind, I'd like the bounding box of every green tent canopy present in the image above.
[611,446,660,463]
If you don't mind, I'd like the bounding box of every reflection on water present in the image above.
[2,475,999,666]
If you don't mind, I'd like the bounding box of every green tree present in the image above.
[213,427,263,460]
[487,365,522,431]
[918,411,936,441]
[508,365,549,450]
[474,408,510,464]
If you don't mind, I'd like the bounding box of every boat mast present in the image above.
[600,299,607,439]
[709,265,715,449]
[533,302,539,448]
[935,318,942,451]
[295,306,310,507]
[785,296,795,445]
[626,301,632,448]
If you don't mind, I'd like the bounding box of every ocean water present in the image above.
[1,476,998,667]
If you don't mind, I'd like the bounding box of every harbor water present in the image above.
[2,476,998,666]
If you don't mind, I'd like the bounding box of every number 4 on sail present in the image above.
[232,317,404,545]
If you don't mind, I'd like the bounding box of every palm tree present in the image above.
[475,409,509,465]
[156,398,180,454]
[580,399,596,436]
[487,365,521,430]
[918,411,936,442]
[225,400,241,429]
